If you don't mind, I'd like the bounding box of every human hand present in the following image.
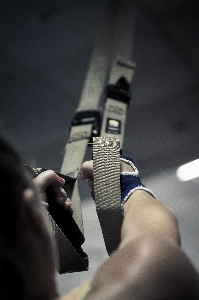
[79,158,136,201]
[80,160,95,200]
[33,170,73,214]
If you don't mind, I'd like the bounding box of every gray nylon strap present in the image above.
[60,0,134,233]
[56,0,138,270]
[61,123,93,179]
[60,123,93,232]
[76,0,121,112]
[100,0,138,149]
[47,211,88,273]
[93,137,123,254]
[59,0,121,232]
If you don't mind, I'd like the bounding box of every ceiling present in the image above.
[1,0,199,178]
[127,0,199,176]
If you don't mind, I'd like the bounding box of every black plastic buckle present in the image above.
[107,76,132,105]
[71,110,101,137]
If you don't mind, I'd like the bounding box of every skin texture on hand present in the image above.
[33,170,73,214]
[80,159,135,201]
[80,160,95,199]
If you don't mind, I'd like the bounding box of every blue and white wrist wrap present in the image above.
[120,155,155,207]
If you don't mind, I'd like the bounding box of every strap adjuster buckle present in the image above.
[71,110,101,137]
[107,76,132,105]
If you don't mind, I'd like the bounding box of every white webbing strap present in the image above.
[61,0,138,231]
[76,0,122,112]
[58,0,138,268]
[60,123,93,232]
[100,0,138,149]
[60,0,123,230]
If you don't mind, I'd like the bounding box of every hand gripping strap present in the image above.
[24,165,88,274]
[93,137,123,255]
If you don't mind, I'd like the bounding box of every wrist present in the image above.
[120,155,155,206]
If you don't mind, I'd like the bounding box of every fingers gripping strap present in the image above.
[93,137,123,255]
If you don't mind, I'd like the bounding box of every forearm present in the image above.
[120,190,181,249]
[80,158,181,248]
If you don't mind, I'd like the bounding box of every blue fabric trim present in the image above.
[120,174,145,204]
[119,155,155,204]
[120,154,136,165]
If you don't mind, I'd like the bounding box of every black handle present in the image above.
[46,186,85,248]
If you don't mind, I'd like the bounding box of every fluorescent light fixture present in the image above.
[176,159,199,181]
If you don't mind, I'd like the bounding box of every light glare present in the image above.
[176,159,199,181]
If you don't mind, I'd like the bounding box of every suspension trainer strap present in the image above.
[47,210,88,273]
[60,0,123,230]
[49,0,138,271]
[57,0,125,272]
[93,137,123,254]
[92,1,138,254]
[100,0,138,150]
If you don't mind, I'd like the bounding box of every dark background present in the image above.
[1,0,199,295]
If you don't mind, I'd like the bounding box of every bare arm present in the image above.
[121,189,180,248]
[81,160,180,247]
[80,159,199,300]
